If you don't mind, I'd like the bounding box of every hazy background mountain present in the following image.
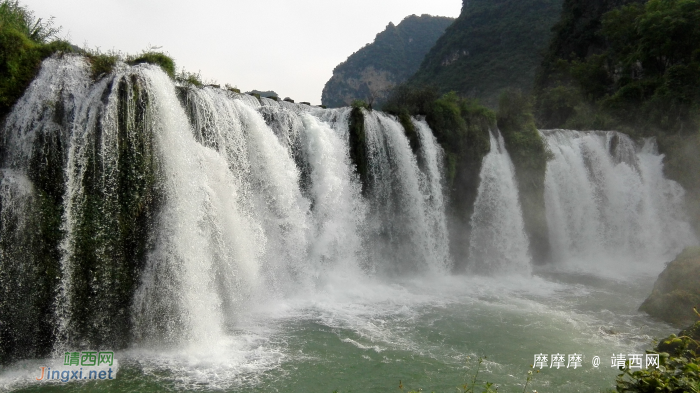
[321,14,454,108]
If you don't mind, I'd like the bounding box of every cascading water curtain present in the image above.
[0,55,90,363]
[468,129,530,275]
[0,54,453,365]
[542,130,697,270]
[362,111,451,275]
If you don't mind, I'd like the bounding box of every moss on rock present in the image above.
[63,74,161,350]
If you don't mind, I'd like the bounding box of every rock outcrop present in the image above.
[640,247,700,327]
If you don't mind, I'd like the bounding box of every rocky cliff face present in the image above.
[321,14,453,108]
[640,247,700,327]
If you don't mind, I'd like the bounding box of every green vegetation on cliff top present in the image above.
[0,0,177,119]
[0,0,70,119]
[322,14,454,109]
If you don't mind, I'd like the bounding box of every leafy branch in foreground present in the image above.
[615,320,700,392]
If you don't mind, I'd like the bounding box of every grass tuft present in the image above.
[127,51,175,78]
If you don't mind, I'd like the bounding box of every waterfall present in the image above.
[468,129,531,274]
[362,111,450,274]
[413,118,450,271]
[0,55,90,361]
[177,86,311,296]
[0,55,453,362]
[542,130,697,272]
[2,54,698,367]
[299,113,368,274]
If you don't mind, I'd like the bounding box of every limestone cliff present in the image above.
[322,14,453,108]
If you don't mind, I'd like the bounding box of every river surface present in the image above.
[1,268,674,393]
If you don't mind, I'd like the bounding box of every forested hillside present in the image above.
[406,0,563,107]
[535,0,645,92]
[321,14,453,108]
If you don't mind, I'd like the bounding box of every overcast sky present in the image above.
[22,1,462,104]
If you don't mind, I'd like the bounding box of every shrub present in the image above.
[535,84,582,129]
[351,99,369,109]
[225,84,240,94]
[84,49,119,80]
[175,69,203,87]
[0,0,59,44]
